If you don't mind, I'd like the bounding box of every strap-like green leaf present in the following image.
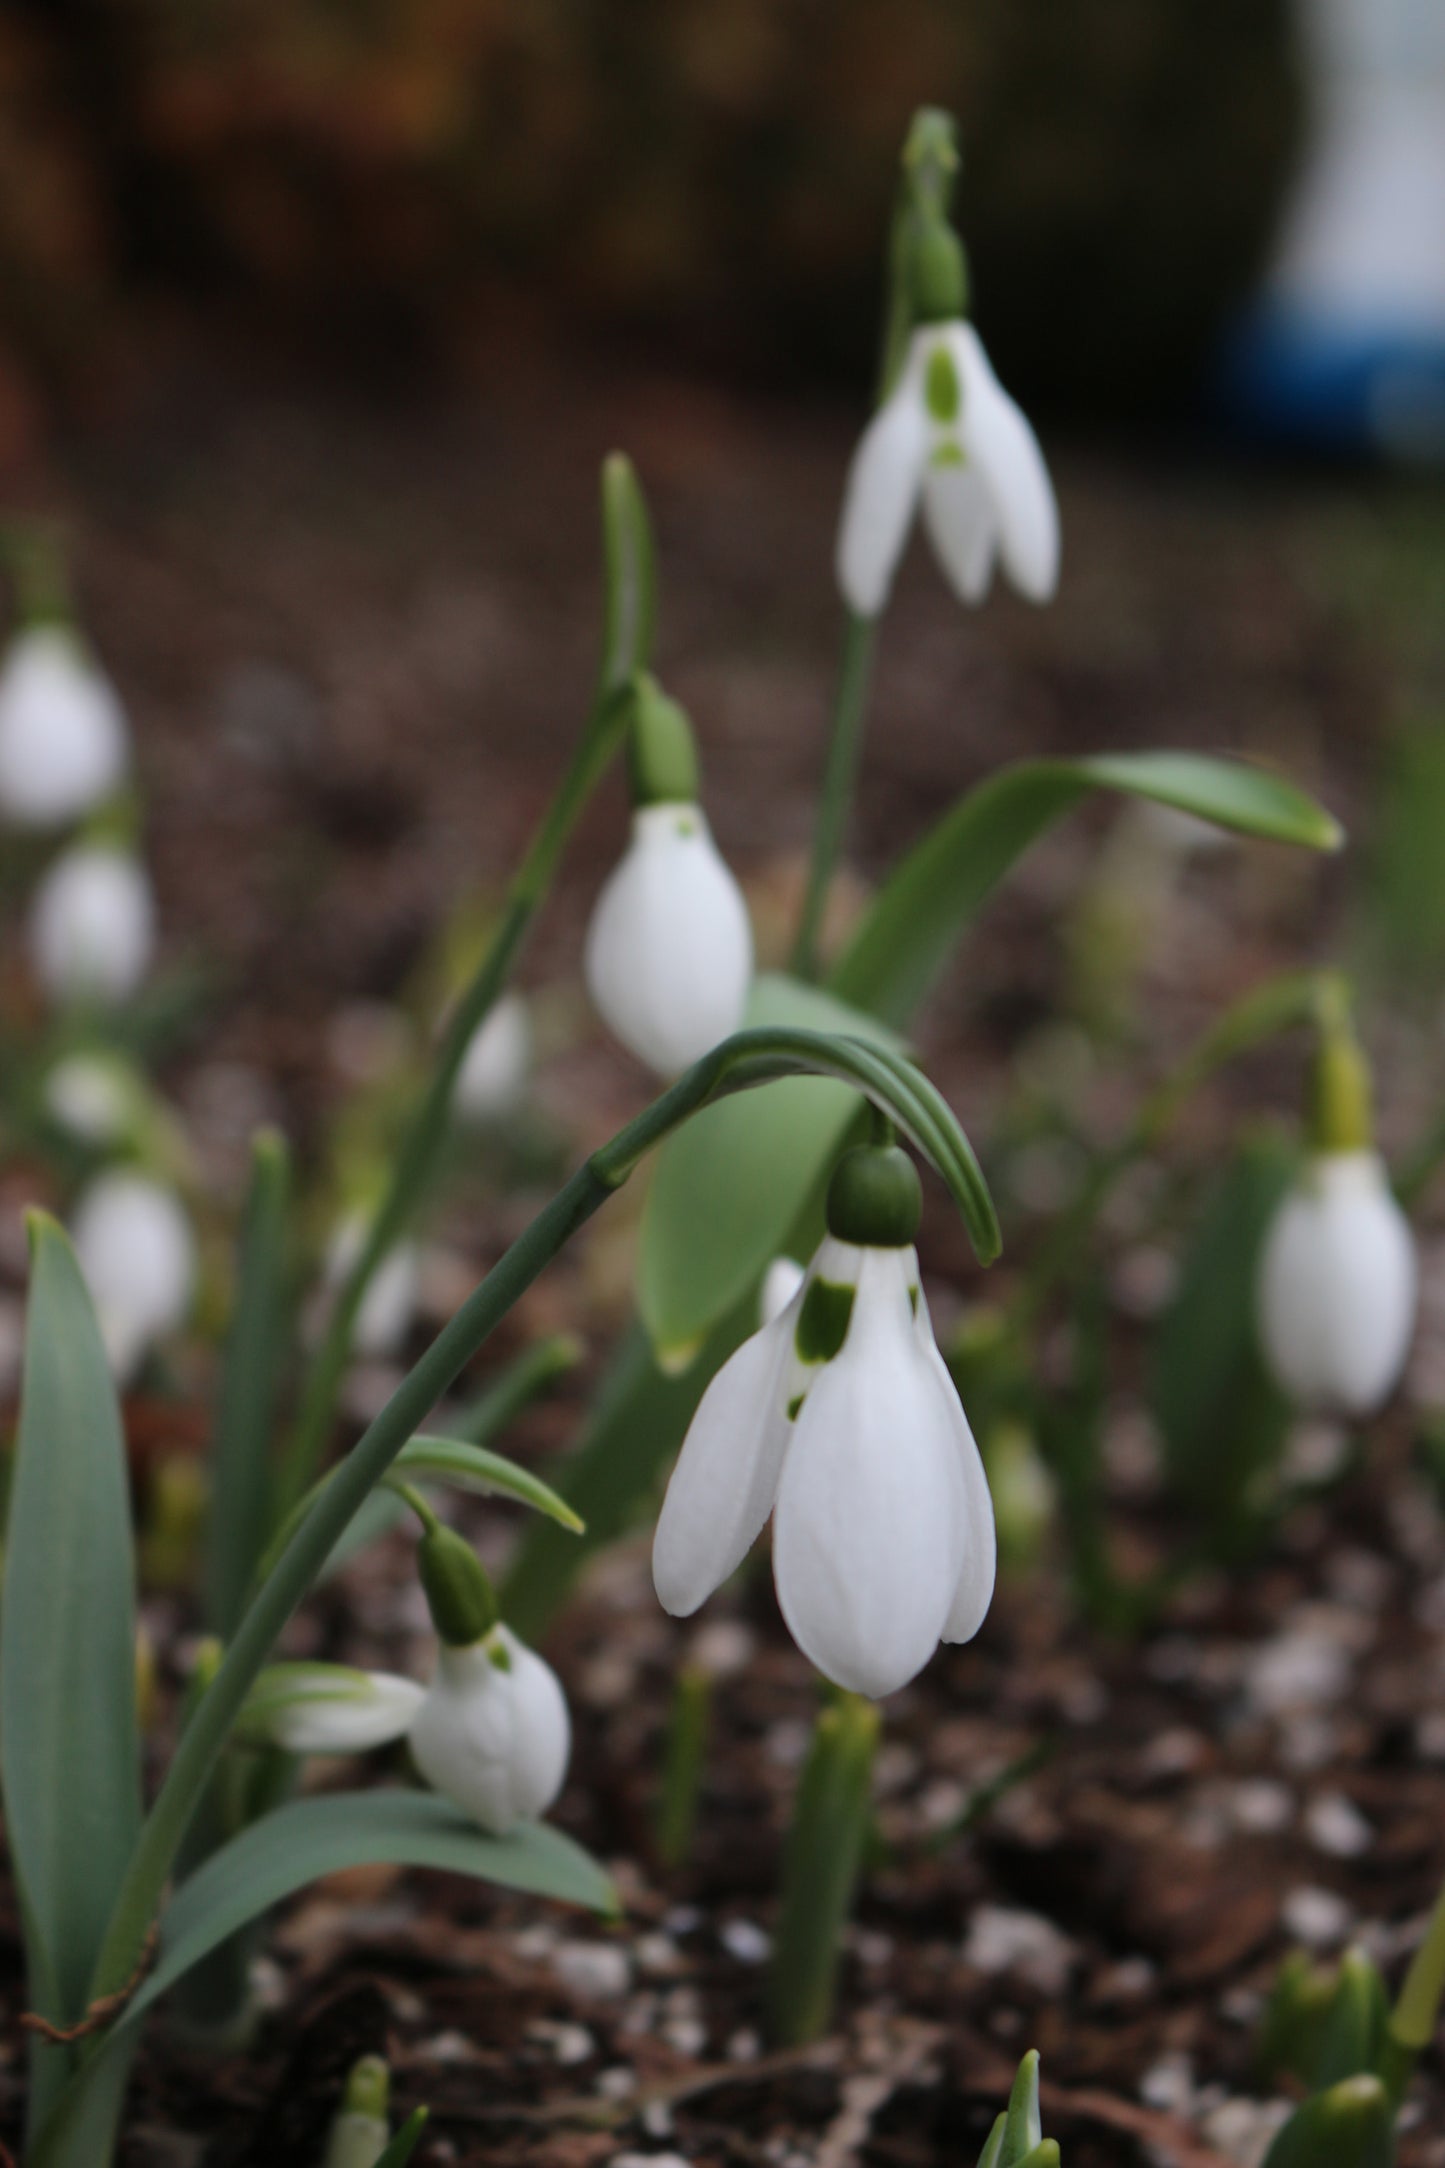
[375,2109,429,2167]
[0,1217,142,2028]
[638,974,905,1357]
[833,752,1342,1029]
[207,1129,293,1638]
[123,1789,613,2032]
[387,1436,584,1528]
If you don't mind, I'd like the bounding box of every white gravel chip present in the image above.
[1281,1885,1354,1948]
[961,1904,1078,1996]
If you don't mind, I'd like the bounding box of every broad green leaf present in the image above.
[208,1129,293,1638]
[598,452,656,694]
[832,752,1342,1028]
[0,1217,142,2030]
[638,973,905,1358]
[1149,1137,1295,1528]
[124,1790,613,2031]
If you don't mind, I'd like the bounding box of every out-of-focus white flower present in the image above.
[837,322,1059,617]
[29,842,155,1006]
[72,1168,196,1380]
[408,1626,571,1836]
[584,802,753,1077]
[760,1256,807,1327]
[454,991,532,1122]
[247,1626,571,1839]
[1257,1150,1417,1416]
[0,626,129,826]
[43,1052,140,1148]
[654,1146,996,1699]
[326,1215,419,1359]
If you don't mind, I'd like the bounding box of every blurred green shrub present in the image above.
[1,0,1299,407]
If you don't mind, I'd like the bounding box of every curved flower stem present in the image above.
[790,611,877,982]
[83,1026,994,2018]
[274,682,633,1516]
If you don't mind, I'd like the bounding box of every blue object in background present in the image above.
[1223,0,1445,460]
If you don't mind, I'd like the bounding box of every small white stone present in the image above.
[1416,1711,1445,1762]
[419,2030,482,2065]
[596,2067,638,2101]
[661,2016,707,2057]
[1229,1780,1294,1835]
[961,1904,1078,1996]
[635,1933,682,1978]
[526,2020,596,2066]
[1200,2097,1294,2168]
[687,1620,756,1678]
[1281,1885,1353,1948]
[727,2028,761,2062]
[611,2152,691,2168]
[720,1919,772,1965]
[641,2103,676,2140]
[1245,1631,1352,1715]
[1139,2051,1195,2113]
[1305,1792,1373,1859]
[554,1942,633,2002]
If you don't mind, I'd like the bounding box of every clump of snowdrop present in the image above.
[72,1166,197,1381]
[0,623,130,827]
[584,677,753,1077]
[244,1525,570,1837]
[1257,1022,1416,1417]
[653,1136,996,1698]
[29,839,155,1007]
[837,210,1059,617]
[454,990,532,1122]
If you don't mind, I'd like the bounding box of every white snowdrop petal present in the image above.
[454,992,532,1122]
[653,1297,801,1616]
[72,1170,196,1380]
[0,628,129,826]
[29,844,155,1006]
[912,1297,997,1643]
[759,1256,807,1327]
[1258,1152,1417,1416]
[409,1630,571,1835]
[263,1670,425,1753]
[951,325,1060,603]
[920,459,999,603]
[773,1249,965,1698]
[584,804,754,1078]
[327,1216,419,1359]
[835,369,930,616]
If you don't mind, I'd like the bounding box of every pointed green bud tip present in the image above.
[908,216,969,326]
[417,1526,499,1647]
[826,1143,922,1248]
[1306,1028,1373,1154]
[24,1207,65,1260]
[1002,2049,1043,2161]
[1264,2075,1391,2168]
[342,2055,390,2122]
[626,676,700,808]
[902,107,960,180]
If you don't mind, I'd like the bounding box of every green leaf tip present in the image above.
[24,1206,68,1259]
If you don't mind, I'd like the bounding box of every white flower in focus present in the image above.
[72,1168,196,1381]
[1257,1150,1416,1417]
[454,992,532,1122]
[408,1626,571,1836]
[326,1215,419,1359]
[654,1147,996,1699]
[760,1256,806,1327]
[245,1627,571,1837]
[29,842,155,1006]
[0,626,129,826]
[584,803,753,1077]
[837,322,1059,618]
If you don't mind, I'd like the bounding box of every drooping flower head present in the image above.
[584,677,753,1078]
[0,625,130,827]
[1257,1018,1416,1417]
[72,1167,197,1382]
[29,840,156,1008]
[241,1523,571,1839]
[837,197,1059,619]
[654,1137,996,1698]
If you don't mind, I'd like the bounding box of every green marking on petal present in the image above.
[929,441,967,470]
[909,1285,920,1316]
[924,343,961,425]
[794,1278,855,1364]
[787,1392,805,1421]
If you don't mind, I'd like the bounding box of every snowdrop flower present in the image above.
[454,991,532,1122]
[584,679,753,1078]
[29,841,155,1007]
[836,213,1058,617]
[654,1141,996,1698]
[0,625,129,826]
[72,1167,196,1381]
[326,1214,419,1359]
[1257,1023,1417,1418]
[245,1529,570,1837]
[43,1051,141,1148]
[1259,1153,1416,1416]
